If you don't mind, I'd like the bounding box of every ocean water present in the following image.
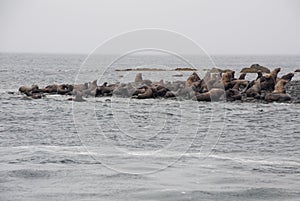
[0,53,300,201]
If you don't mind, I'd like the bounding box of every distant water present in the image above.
[0,53,300,201]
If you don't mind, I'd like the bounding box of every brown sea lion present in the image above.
[42,84,57,93]
[223,69,235,80]
[280,73,294,82]
[256,71,263,80]
[152,86,169,98]
[273,79,289,93]
[137,86,153,99]
[226,89,242,101]
[259,76,274,91]
[238,73,247,80]
[95,82,118,97]
[240,64,270,74]
[195,88,225,102]
[186,72,201,87]
[246,79,261,98]
[132,87,146,96]
[81,80,97,96]
[250,64,270,73]
[259,69,280,92]
[268,68,281,80]
[232,80,249,90]
[57,84,73,95]
[19,85,39,94]
[265,93,291,102]
[240,67,258,74]
[212,71,232,90]
[222,71,232,82]
[190,80,204,93]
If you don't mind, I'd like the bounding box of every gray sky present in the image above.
[0,0,299,55]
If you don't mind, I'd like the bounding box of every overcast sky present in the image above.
[0,0,299,55]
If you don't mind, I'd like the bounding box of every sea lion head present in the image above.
[281,73,294,81]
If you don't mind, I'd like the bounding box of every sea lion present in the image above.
[57,84,73,95]
[42,84,57,93]
[152,86,169,98]
[232,80,249,90]
[265,93,291,102]
[238,73,247,80]
[280,73,294,82]
[198,82,208,93]
[259,76,274,91]
[268,68,281,80]
[195,88,225,102]
[226,89,242,101]
[273,79,289,93]
[223,69,235,81]
[246,79,261,98]
[136,86,153,99]
[19,85,39,94]
[95,82,118,97]
[256,71,263,80]
[41,84,73,94]
[240,64,270,74]
[250,64,270,73]
[222,71,232,84]
[212,71,232,90]
[259,68,280,92]
[186,72,201,87]
[190,80,203,93]
[132,86,146,96]
[295,69,300,73]
[240,67,258,74]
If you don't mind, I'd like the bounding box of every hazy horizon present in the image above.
[1,0,300,55]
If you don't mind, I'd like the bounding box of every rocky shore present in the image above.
[17,64,300,103]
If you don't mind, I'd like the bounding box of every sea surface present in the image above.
[0,53,300,201]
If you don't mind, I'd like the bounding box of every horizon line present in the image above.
[1,51,300,57]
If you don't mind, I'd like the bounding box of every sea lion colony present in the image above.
[18,64,299,103]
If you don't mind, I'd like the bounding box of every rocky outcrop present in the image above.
[17,64,300,103]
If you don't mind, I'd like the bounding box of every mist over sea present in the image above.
[0,53,299,201]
